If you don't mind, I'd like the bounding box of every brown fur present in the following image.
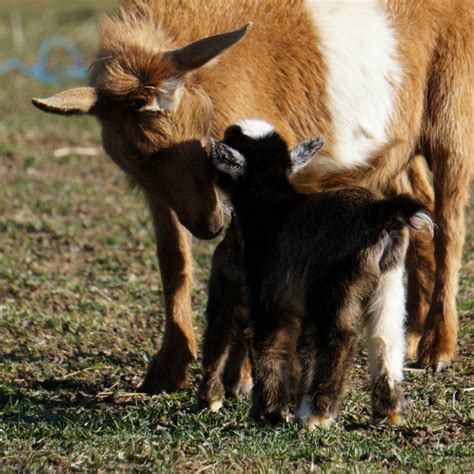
[32,0,473,391]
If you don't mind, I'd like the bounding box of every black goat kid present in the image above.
[200,119,433,429]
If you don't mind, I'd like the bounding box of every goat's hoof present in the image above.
[138,373,189,395]
[208,399,223,413]
[417,347,453,372]
[388,411,404,426]
[372,410,404,426]
[416,326,455,372]
[304,415,334,431]
[139,350,192,394]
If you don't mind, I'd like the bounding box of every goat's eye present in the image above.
[125,98,147,112]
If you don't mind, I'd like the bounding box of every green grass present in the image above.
[1,1,473,470]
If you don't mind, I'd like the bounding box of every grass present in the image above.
[0,1,473,471]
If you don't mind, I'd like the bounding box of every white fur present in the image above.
[365,265,406,384]
[238,119,275,139]
[209,400,223,413]
[306,0,402,170]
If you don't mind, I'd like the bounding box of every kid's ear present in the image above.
[290,136,325,172]
[210,138,246,179]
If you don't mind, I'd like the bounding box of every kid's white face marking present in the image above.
[306,0,402,169]
[237,119,276,140]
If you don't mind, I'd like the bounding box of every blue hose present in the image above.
[0,35,88,84]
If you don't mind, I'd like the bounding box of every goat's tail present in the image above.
[372,194,435,238]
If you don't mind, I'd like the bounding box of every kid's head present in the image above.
[210,119,324,194]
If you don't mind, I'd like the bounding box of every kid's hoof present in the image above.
[388,411,404,426]
[304,415,334,431]
[372,408,404,426]
[209,399,223,413]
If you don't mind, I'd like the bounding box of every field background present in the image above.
[0,1,472,470]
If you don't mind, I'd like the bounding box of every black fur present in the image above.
[201,123,430,425]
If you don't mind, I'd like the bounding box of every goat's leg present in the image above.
[365,266,406,424]
[250,305,299,424]
[388,155,436,360]
[417,25,473,371]
[297,282,358,430]
[401,156,437,360]
[198,222,249,410]
[222,337,253,399]
[139,196,195,394]
[297,330,357,430]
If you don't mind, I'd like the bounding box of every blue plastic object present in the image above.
[0,35,88,84]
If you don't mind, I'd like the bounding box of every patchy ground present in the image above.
[0,0,473,471]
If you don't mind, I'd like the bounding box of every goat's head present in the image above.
[210,119,325,196]
[32,11,252,240]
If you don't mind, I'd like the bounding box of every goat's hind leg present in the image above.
[365,266,406,425]
[393,156,436,360]
[297,281,358,430]
[250,305,299,424]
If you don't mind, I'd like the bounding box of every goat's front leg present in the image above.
[365,266,406,425]
[198,223,249,411]
[139,196,195,394]
[250,304,299,424]
[199,220,251,410]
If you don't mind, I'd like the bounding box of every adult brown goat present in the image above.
[32,0,473,394]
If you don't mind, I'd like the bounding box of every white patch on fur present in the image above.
[139,77,184,112]
[237,119,275,140]
[365,265,406,383]
[306,0,402,169]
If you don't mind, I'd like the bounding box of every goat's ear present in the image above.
[290,136,325,173]
[210,138,246,179]
[165,22,252,72]
[32,87,98,115]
